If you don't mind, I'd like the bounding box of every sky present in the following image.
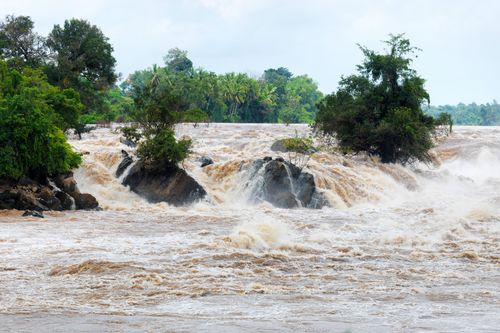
[1,0,499,105]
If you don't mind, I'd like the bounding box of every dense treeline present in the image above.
[122,48,323,124]
[425,102,500,126]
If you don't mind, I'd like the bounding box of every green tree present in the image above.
[163,48,193,74]
[279,75,323,124]
[46,19,117,114]
[0,61,81,180]
[315,34,440,164]
[123,65,192,166]
[0,15,47,67]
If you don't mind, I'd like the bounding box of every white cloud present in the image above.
[197,0,267,20]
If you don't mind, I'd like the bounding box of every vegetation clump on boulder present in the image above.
[314,34,452,164]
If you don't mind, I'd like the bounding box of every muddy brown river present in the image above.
[1,124,499,332]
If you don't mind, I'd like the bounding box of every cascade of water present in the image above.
[281,162,302,207]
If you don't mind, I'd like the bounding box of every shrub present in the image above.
[281,133,316,171]
[136,128,191,166]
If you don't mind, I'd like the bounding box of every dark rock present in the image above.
[275,157,285,163]
[200,156,214,168]
[17,177,39,186]
[261,160,300,208]
[263,156,272,162]
[72,192,99,210]
[22,210,44,218]
[244,159,326,209]
[270,139,288,152]
[0,173,98,211]
[295,173,315,205]
[120,137,137,148]
[122,161,206,206]
[116,150,134,178]
[38,187,62,210]
[55,191,75,210]
[0,189,48,211]
[53,172,78,194]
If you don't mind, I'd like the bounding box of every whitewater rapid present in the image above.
[1,124,499,332]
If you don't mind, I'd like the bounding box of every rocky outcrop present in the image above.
[116,150,134,178]
[0,172,99,212]
[243,158,326,209]
[122,160,206,206]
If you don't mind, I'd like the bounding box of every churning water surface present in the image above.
[0,124,499,332]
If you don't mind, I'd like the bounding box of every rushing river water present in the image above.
[1,124,499,332]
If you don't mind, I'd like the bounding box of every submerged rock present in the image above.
[243,158,326,209]
[22,210,44,218]
[122,161,206,206]
[200,156,214,167]
[116,150,134,178]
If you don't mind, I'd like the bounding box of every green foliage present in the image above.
[0,61,81,180]
[46,18,117,114]
[425,102,500,126]
[123,65,193,166]
[375,107,434,163]
[278,75,323,124]
[0,15,47,67]
[136,128,191,166]
[183,108,210,125]
[123,54,323,124]
[433,112,453,136]
[281,134,316,171]
[164,48,193,74]
[315,34,441,164]
[282,136,315,154]
[120,125,141,145]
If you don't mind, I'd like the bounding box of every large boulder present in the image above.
[55,191,75,210]
[243,158,326,209]
[122,161,206,206]
[72,192,99,210]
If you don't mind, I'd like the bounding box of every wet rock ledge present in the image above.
[0,172,99,212]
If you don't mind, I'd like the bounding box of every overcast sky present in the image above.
[1,0,498,105]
